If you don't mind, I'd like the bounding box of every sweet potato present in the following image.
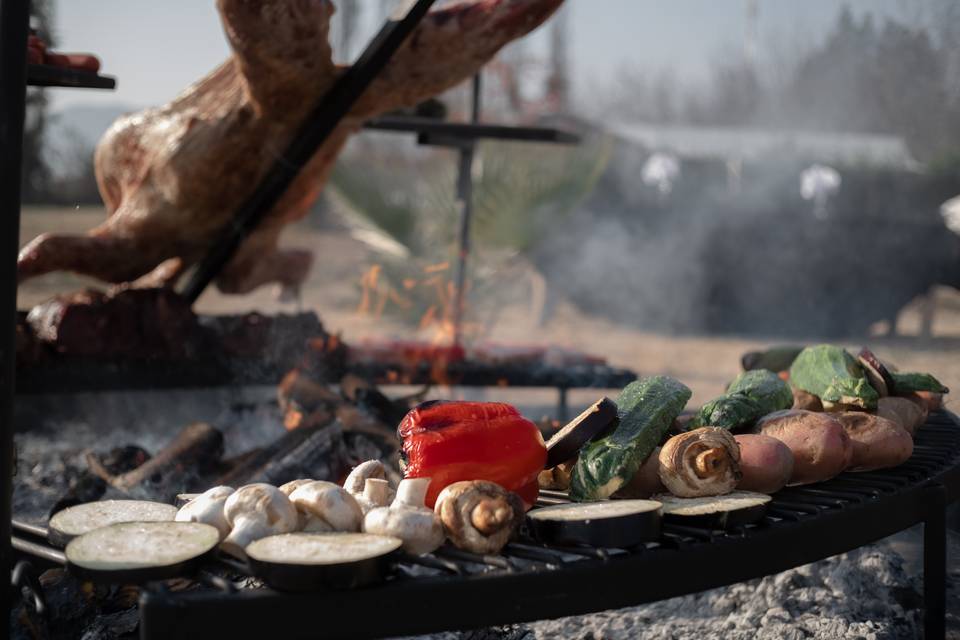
[614,448,665,499]
[734,434,794,494]
[792,387,823,411]
[834,412,913,472]
[754,410,852,485]
[876,397,925,436]
[904,391,942,413]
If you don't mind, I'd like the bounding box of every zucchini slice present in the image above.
[526,499,662,548]
[545,397,618,469]
[655,491,770,529]
[48,500,177,548]
[246,533,403,591]
[66,521,219,584]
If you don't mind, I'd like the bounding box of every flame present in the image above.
[356,259,486,386]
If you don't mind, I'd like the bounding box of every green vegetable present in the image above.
[691,395,761,431]
[689,370,792,431]
[727,370,794,412]
[569,376,691,502]
[892,372,949,395]
[789,345,879,410]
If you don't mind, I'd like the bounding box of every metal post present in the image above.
[0,0,30,619]
[923,484,947,639]
[451,74,481,347]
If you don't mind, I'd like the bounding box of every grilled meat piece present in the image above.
[17,0,564,296]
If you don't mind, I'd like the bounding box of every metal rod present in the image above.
[12,537,66,566]
[451,73,481,347]
[180,0,438,303]
[0,0,30,621]
[923,484,947,639]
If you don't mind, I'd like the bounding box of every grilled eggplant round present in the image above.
[48,500,177,548]
[655,491,771,529]
[65,521,219,584]
[246,533,403,591]
[526,500,662,548]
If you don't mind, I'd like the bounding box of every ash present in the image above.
[399,529,960,640]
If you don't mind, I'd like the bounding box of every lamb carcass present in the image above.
[18,0,564,296]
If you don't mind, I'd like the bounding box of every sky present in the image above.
[47,0,904,113]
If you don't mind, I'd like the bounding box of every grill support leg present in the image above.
[923,484,947,639]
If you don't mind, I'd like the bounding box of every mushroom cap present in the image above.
[289,481,363,532]
[363,504,445,556]
[343,460,387,496]
[435,480,523,555]
[221,484,298,558]
[278,479,315,497]
[224,484,298,529]
[175,486,235,540]
[658,428,741,498]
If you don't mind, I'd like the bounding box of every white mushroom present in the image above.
[288,481,363,533]
[278,479,315,529]
[363,478,445,556]
[355,478,393,515]
[278,479,314,497]
[175,486,235,541]
[221,484,299,559]
[435,481,523,555]
[343,460,386,496]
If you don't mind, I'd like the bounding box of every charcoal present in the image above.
[49,474,107,517]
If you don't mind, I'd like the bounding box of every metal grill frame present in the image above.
[12,412,955,639]
[10,412,958,638]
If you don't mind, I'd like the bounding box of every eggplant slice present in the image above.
[48,500,177,548]
[858,348,894,398]
[545,397,618,469]
[655,491,770,529]
[246,533,403,592]
[66,521,219,584]
[526,500,662,548]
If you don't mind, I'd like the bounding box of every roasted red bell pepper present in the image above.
[399,401,547,509]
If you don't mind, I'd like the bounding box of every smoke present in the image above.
[530,137,960,339]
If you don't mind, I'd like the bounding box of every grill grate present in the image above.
[11,412,960,640]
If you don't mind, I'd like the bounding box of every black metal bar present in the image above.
[923,484,947,640]
[451,73,481,347]
[364,117,580,144]
[0,0,29,622]
[26,63,115,89]
[180,0,438,303]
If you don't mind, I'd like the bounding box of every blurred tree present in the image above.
[22,0,54,203]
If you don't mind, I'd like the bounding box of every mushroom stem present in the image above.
[470,498,513,536]
[395,478,430,508]
[364,479,392,506]
[695,447,727,478]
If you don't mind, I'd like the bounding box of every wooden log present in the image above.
[86,422,223,491]
[240,420,346,487]
[216,413,336,486]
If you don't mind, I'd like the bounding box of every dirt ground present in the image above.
[18,205,960,412]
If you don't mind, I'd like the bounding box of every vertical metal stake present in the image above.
[451,73,481,347]
[0,0,30,620]
[923,484,947,640]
